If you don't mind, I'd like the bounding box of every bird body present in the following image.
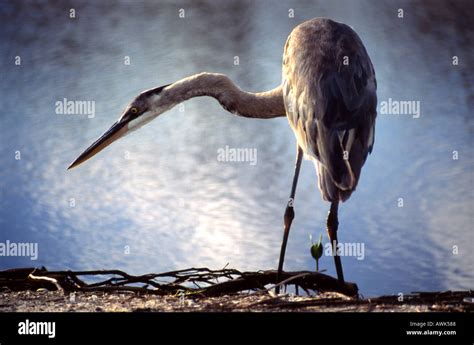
[283,18,377,202]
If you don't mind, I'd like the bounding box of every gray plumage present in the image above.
[283,18,377,202]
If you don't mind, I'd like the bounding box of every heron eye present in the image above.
[130,107,139,115]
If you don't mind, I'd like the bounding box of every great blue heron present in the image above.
[68,18,377,291]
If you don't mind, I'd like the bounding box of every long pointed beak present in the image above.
[67,119,129,170]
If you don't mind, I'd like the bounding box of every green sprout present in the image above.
[310,234,323,272]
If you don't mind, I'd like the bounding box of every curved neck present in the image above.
[160,72,285,119]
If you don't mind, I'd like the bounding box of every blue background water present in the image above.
[0,0,472,296]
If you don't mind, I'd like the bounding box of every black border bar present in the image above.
[0,312,472,345]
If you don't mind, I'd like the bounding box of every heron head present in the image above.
[67,84,170,170]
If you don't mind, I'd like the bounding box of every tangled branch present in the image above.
[0,266,358,297]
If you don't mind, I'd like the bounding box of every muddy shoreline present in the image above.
[1,290,472,312]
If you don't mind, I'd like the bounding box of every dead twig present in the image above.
[0,266,358,297]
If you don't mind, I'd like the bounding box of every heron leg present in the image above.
[327,201,345,282]
[276,145,303,293]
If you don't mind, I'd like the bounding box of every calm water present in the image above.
[0,0,472,296]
